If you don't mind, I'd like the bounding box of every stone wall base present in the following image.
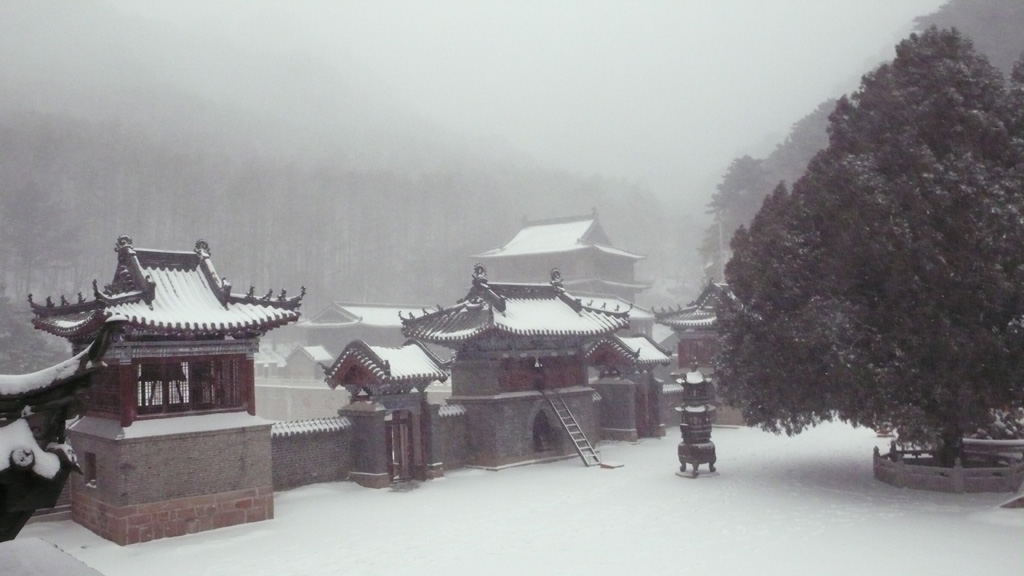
[72,485,273,546]
[349,471,391,489]
[601,427,638,442]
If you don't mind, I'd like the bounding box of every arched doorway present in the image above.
[532,410,557,453]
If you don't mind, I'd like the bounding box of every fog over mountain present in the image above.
[0,0,948,316]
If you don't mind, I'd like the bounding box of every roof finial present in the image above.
[550,268,563,287]
[114,235,133,252]
[195,239,211,257]
[473,263,488,283]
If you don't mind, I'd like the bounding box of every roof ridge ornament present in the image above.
[194,239,211,258]
[550,268,563,288]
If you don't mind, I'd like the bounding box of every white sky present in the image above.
[115,0,946,213]
[21,422,1024,575]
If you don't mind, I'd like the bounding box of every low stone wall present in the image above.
[271,418,352,490]
[873,447,1024,493]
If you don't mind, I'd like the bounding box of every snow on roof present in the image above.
[617,335,672,365]
[271,417,351,437]
[105,265,298,333]
[0,419,62,479]
[474,216,643,260]
[340,304,428,328]
[325,340,449,390]
[302,302,427,328]
[402,280,630,345]
[254,349,288,367]
[291,346,334,364]
[577,296,652,320]
[656,283,731,332]
[32,238,301,338]
[0,346,94,397]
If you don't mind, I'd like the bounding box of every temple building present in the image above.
[655,282,744,426]
[654,282,730,372]
[29,236,302,545]
[585,334,674,442]
[324,340,449,487]
[401,265,629,468]
[472,212,648,302]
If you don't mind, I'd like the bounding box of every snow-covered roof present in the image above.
[585,334,672,371]
[32,237,302,340]
[289,345,334,365]
[0,317,124,417]
[254,349,288,368]
[301,302,427,328]
[473,215,644,260]
[325,340,449,395]
[401,269,629,345]
[655,283,730,332]
[617,335,673,365]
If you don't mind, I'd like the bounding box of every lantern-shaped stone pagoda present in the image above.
[30,236,302,545]
[675,365,717,477]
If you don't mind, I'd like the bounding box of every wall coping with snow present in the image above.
[271,417,351,438]
[438,404,466,418]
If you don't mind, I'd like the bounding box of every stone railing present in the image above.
[873,444,1024,493]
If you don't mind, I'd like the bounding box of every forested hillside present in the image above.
[0,1,689,326]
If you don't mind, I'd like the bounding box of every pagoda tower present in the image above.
[30,236,302,545]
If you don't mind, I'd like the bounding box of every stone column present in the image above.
[423,402,445,479]
[339,401,389,488]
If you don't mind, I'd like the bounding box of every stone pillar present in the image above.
[423,402,445,479]
[591,376,637,442]
[339,401,389,489]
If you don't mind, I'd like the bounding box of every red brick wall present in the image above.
[72,485,272,546]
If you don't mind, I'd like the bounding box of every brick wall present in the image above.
[68,419,274,545]
[457,387,600,468]
[271,419,352,490]
[70,423,272,508]
[72,485,272,545]
[432,405,470,470]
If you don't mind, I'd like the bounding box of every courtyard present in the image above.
[22,422,1023,575]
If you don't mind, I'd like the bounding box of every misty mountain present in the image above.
[0,1,689,319]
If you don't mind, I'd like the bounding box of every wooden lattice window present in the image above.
[136,357,244,415]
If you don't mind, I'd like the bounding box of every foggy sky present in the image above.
[98,1,945,214]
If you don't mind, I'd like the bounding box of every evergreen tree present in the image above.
[719,28,1024,465]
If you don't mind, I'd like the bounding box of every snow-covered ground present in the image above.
[21,423,1024,576]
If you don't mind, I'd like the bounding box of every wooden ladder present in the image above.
[545,391,601,467]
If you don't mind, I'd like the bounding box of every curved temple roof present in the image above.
[655,283,730,332]
[31,237,303,340]
[400,266,630,345]
[585,334,672,371]
[325,340,449,396]
[473,214,644,260]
